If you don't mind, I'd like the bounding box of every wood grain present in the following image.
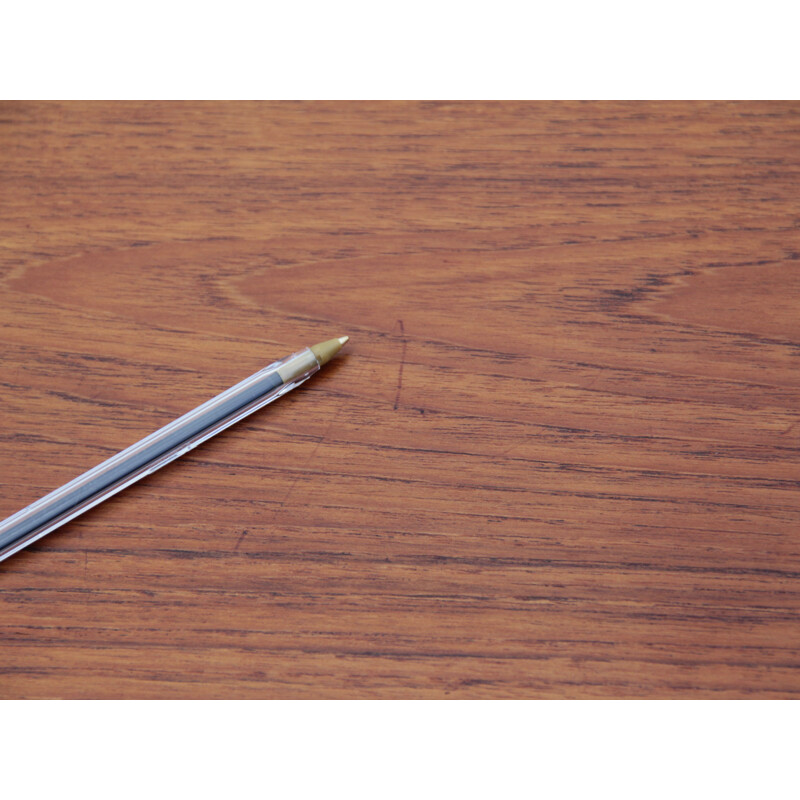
[1,101,799,698]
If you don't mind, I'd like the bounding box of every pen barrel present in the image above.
[0,348,320,562]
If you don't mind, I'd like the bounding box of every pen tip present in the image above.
[310,335,350,366]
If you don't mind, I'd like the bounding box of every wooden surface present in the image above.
[1,102,799,698]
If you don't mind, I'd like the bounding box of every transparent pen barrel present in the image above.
[0,348,319,561]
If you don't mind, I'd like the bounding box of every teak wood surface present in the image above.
[1,102,799,698]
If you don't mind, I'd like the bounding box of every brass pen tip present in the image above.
[310,335,350,366]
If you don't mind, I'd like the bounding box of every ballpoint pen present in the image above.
[0,335,349,563]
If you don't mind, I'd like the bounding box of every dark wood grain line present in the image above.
[393,319,407,410]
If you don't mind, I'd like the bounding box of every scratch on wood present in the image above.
[272,406,341,523]
[394,319,406,410]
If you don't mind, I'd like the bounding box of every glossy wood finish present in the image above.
[1,102,799,698]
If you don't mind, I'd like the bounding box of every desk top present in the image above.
[1,101,798,698]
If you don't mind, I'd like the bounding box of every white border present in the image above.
[1,700,797,798]
[1,2,797,99]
